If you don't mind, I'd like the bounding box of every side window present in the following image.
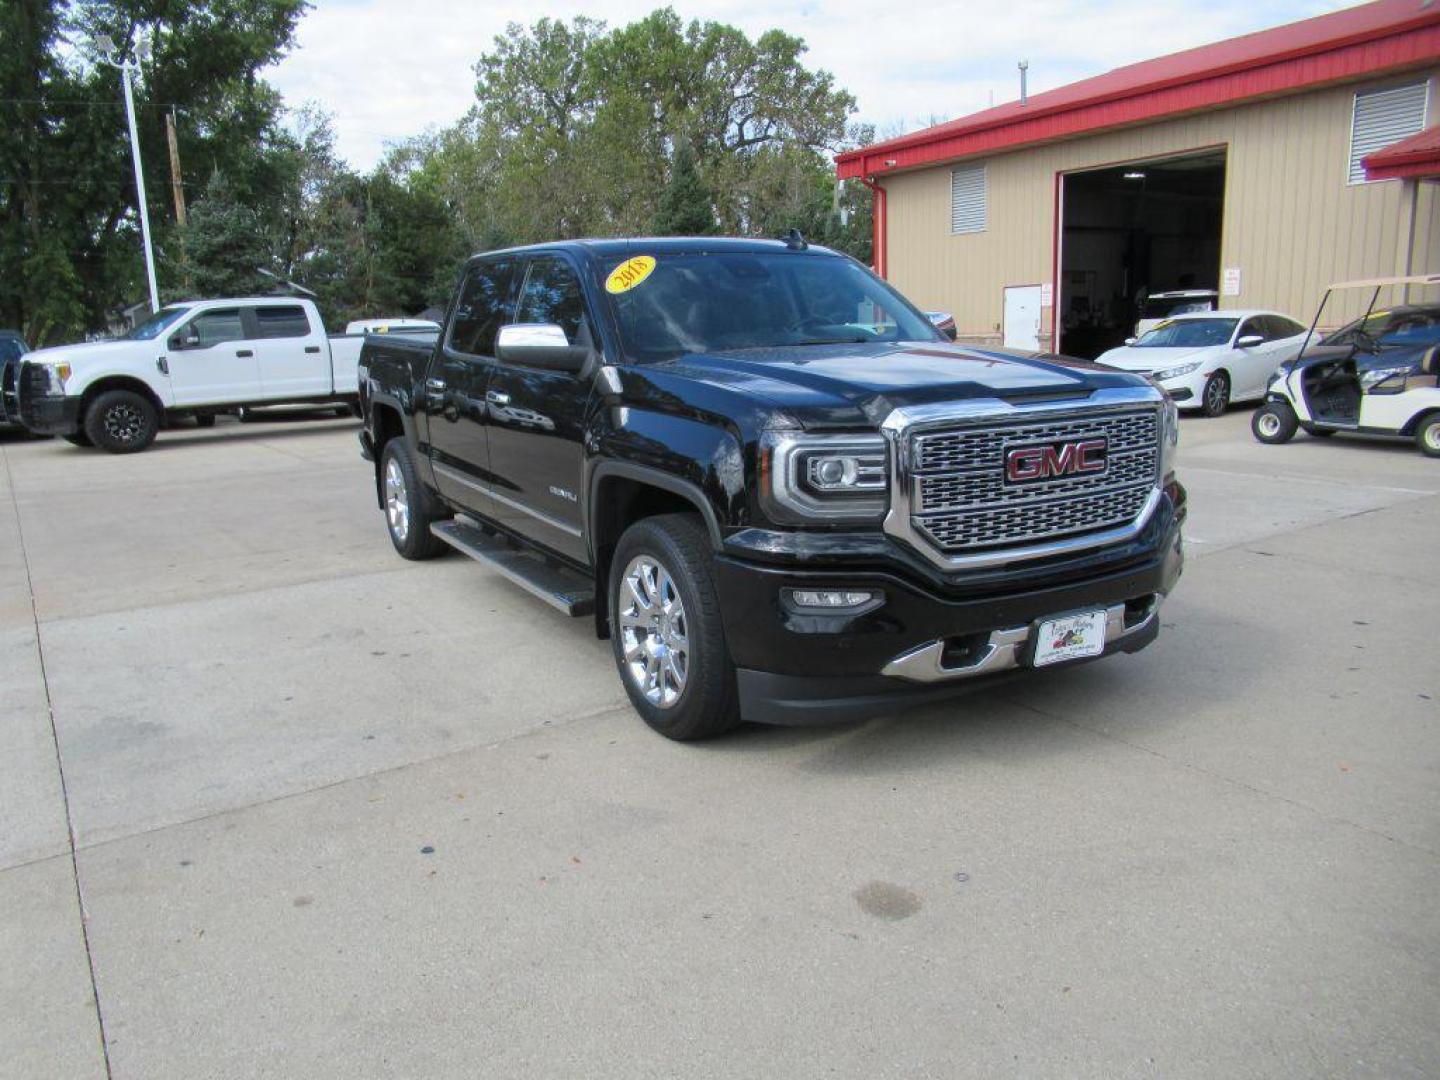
[514,256,589,345]
[186,309,246,349]
[1269,316,1305,339]
[252,305,312,339]
[448,258,517,357]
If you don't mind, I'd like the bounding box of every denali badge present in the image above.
[1005,438,1108,483]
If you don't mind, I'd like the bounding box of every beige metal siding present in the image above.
[880,71,1440,343]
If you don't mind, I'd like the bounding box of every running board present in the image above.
[430,519,594,616]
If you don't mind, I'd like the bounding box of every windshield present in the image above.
[1141,296,1215,319]
[602,252,939,362]
[1133,318,1237,348]
[125,306,190,341]
[1321,308,1440,348]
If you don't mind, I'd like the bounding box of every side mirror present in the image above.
[496,323,589,373]
[171,328,201,350]
[1236,334,1263,348]
[1124,337,1137,346]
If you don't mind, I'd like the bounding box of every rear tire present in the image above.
[609,513,740,741]
[1252,400,1298,444]
[1200,371,1230,417]
[1416,414,1440,458]
[380,440,447,560]
[84,390,159,453]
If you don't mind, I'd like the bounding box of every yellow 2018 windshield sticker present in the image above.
[606,256,657,294]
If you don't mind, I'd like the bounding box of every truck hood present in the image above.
[659,341,1142,428]
[1093,345,1209,373]
[24,339,137,367]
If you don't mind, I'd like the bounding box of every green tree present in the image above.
[652,143,715,235]
[0,0,307,344]
[183,172,274,297]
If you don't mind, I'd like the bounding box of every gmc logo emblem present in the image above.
[1005,439,1108,483]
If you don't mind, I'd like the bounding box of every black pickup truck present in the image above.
[358,237,1184,740]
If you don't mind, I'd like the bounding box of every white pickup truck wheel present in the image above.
[1416,414,1440,459]
[85,390,158,453]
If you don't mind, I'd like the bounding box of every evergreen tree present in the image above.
[183,173,274,298]
[652,144,716,236]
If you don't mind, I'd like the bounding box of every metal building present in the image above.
[835,0,1440,357]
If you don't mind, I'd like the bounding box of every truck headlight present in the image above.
[760,432,888,523]
[1151,361,1200,381]
[38,362,72,394]
[1159,399,1179,482]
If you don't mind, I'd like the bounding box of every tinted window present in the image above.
[1266,316,1306,339]
[604,252,936,362]
[515,256,589,344]
[448,258,516,357]
[186,309,245,348]
[252,305,311,339]
[1134,318,1237,348]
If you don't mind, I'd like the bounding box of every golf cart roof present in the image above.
[1327,273,1440,291]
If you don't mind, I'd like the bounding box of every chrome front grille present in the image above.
[908,408,1159,555]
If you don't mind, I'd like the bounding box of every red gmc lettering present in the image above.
[1005,439,1108,483]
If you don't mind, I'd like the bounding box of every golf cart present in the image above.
[1252,274,1440,457]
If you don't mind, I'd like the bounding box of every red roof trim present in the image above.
[836,1,1440,180]
[1364,123,1440,179]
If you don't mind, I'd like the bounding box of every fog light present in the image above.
[783,588,881,613]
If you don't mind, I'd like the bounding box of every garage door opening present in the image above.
[1057,149,1226,359]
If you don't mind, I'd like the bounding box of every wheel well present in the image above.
[369,403,405,507]
[79,377,165,421]
[1400,407,1440,437]
[590,475,709,639]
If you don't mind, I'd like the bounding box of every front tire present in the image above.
[380,440,447,560]
[609,514,740,741]
[1252,400,1298,444]
[84,390,159,453]
[1200,371,1230,417]
[1416,414,1440,458]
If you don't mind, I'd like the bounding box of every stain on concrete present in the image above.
[853,880,921,921]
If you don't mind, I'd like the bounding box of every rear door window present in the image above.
[448,258,518,357]
[250,305,312,339]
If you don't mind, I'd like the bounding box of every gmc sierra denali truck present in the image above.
[358,237,1185,740]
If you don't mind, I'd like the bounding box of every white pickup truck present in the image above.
[15,297,401,452]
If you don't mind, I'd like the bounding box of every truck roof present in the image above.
[472,236,844,261]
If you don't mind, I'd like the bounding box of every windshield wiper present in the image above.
[781,336,873,347]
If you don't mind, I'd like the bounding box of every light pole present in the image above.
[95,34,160,314]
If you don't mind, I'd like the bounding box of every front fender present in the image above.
[70,365,174,407]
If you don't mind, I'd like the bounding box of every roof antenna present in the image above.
[783,228,808,251]
[1019,60,1029,106]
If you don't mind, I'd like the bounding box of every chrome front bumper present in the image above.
[880,596,1162,685]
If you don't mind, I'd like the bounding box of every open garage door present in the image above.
[1058,150,1226,359]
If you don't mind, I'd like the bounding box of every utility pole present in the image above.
[166,109,191,291]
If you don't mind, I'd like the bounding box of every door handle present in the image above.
[304,345,321,354]
[236,349,254,358]
[156,356,169,376]
[486,390,511,406]
[425,378,447,392]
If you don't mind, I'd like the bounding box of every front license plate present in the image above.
[1032,610,1108,667]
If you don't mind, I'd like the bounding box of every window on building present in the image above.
[1349,80,1428,184]
[950,164,987,234]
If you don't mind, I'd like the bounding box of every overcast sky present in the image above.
[266,0,1355,170]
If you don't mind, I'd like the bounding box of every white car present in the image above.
[343,317,440,335]
[1095,309,1308,416]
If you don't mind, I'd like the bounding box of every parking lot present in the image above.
[2,410,1436,1079]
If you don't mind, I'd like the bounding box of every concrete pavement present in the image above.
[2,410,1436,1079]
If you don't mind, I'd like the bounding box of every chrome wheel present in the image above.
[103,402,145,443]
[617,554,689,709]
[1256,411,1281,439]
[1204,374,1229,415]
[384,457,410,543]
